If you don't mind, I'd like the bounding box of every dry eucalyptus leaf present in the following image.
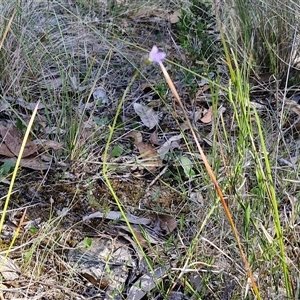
[133,103,159,129]
[200,106,213,123]
[0,255,20,280]
[0,143,15,157]
[0,124,37,158]
[83,211,151,225]
[127,266,169,300]
[22,143,38,158]
[127,131,162,171]
[169,10,181,23]
[0,157,51,171]
[0,124,62,161]
[158,135,182,159]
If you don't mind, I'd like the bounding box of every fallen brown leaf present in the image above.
[200,106,213,123]
[39,140,64,150]
[148,213,177,234]
[0,255,20,281]
[0,143,15,157]
[169,10,181,23]
[0,124,37,157]
[0,157,51,171]
[133,103,159,129]
[127,131,162,171]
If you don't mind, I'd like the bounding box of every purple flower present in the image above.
[148,45,166,63]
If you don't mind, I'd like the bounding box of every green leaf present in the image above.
[84,237,92,248]
[16,117,25,132]
[94,116,109,126]
[111,144,123,157]
[179,156,195,178]
[0,160,15,175]
[29,226,37,234]
[243,203,251,240]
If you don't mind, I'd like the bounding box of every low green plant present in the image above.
[176,0,221,66]
[174,0,222,97]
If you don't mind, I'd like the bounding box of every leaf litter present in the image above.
[0,123,63,170]
[126,130,162,172]
[0,255,20,281]
[69,207,178,298]
[133,102,159,129]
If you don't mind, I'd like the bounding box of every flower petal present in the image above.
[149,45,166,63]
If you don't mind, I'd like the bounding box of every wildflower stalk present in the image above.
[156,55,261,299]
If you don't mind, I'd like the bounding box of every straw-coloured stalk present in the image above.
[149,45,261,299]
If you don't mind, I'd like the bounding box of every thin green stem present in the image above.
[102,68,154,273]
[0,101,40,234]
[253,108,293,299]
